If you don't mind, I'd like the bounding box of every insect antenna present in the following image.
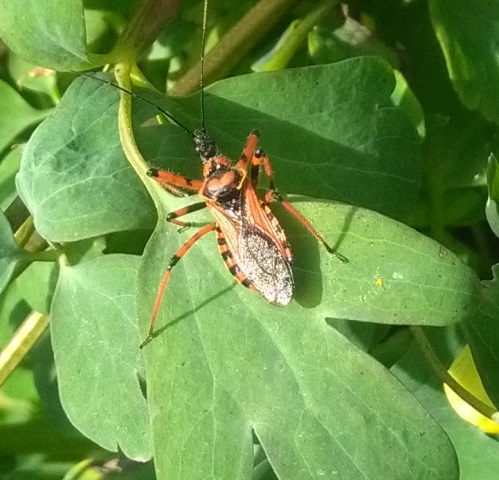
[81,72,194,137]
[80,0,217,162]
[192,0,218,163]
[200,0,208,133]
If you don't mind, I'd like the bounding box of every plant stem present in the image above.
[411,326,499,423]
[253,0,337,72]
[114,63,166,215]
[19,250,59,263]
[170,0,300,96]
[14,215,35,248]
[0,311,49,387]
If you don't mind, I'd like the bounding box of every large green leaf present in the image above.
[429,0,499,124]
[0,0,91,70]
[50,254,152,460]
[16,77,156,242]
[134,199,476,479]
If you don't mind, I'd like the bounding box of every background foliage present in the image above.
[0,0,498,479]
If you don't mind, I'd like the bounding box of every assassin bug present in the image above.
[141,127,348,347]
[94,2,348,348]
[144,126,347,343]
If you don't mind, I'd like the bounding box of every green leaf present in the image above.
[6,237,100,318]
[486,153,499,239]
[377,0,494,226]
[136,200,476,479]
[0,209,23,295]
[0,80,49,153]
[429,0,499,124]
[291,201,478,325]
[391,70,426,138]
[0,0,92,71]
[50,254,152,460]
[16,77,156,243]
[15,261,55,315]
[464,264,499,407]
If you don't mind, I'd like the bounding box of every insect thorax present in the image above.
[202,161,244,209]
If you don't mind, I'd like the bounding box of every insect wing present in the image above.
[211,187,294,305]
[237,223,294,305]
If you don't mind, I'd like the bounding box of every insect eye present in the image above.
[255,148,263,158]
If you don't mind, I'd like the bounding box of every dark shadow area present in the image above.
[280,201,357,308]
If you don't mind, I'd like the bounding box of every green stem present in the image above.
[254,0,337,72]
[114,0,181,63]
[411,326,499,423]
[170,0,301,96]
[14,213,35,248]
[114,63,165,215]
[8,220,55,288]
[19,250,59,262]
[0,311,49,387]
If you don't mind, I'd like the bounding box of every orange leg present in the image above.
[234,131,347,262]
[251,148,348,263]
[276,198,348,263]
[250,146,276,191]
[236,130,260,171]
[166,201,207,228]
[233,130,274,192]
[147,167,203,194]
[140,222,217,348]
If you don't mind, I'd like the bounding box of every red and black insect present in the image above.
[141,124,348,347]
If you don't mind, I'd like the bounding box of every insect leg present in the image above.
[276,195,348,263]
[141,222,217,348]
[147,167,203,194]
[236,130,260,170]
[253,150,348,263]
[167,201,206,228]
[234,130,273,191]
[250,146,276,191]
